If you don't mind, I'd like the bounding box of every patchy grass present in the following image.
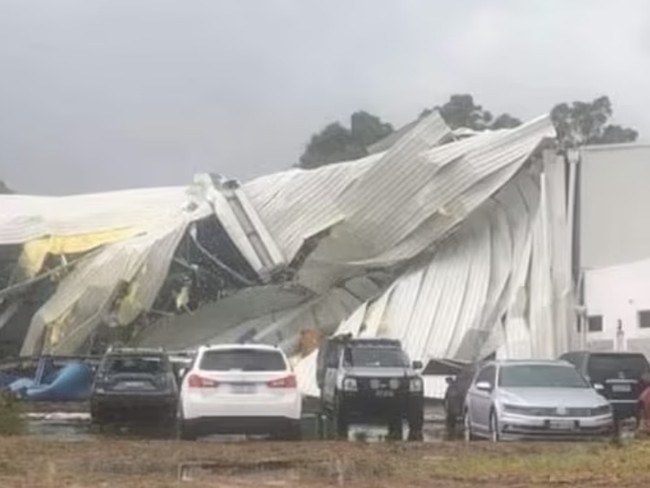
[0,437,649,487]
[412,441,650,485]
[0,393,25,436]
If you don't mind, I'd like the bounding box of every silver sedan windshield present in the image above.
[499,365,588,388]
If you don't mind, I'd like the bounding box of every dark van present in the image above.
[559,351,650,421]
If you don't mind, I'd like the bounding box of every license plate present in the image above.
[231,384,256,394]
[549,419,575,430]
[376,390,394,398]
[120,381,147,389]
[612,384,631,393]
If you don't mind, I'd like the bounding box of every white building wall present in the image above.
[584,259,650,358]
[580,144,650,269]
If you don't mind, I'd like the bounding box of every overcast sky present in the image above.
[1,0,649,195]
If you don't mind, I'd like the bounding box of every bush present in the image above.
[0,392,25,436]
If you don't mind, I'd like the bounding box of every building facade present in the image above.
[579,143,650,357]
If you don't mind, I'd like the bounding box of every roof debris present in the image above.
[0,110,574,397]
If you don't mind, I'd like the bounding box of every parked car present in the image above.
[560,351,650,422]
[178,343,301,441]
[443,362,480,436]
[316,334,424,441]
[463,360,614,441]
[90,347,178,433]
[637,374,650,433]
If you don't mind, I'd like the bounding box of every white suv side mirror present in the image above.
[476,381,492,392]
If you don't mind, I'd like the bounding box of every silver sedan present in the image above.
[463,360,614,441]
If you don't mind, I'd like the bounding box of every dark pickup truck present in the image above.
[317,335,424,441]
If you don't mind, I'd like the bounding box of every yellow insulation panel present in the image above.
[19,228,141,278]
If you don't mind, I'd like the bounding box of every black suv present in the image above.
[316,335,424,441]
[560,351,650,421]
[90,347,178,432]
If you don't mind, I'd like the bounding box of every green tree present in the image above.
[422,94,521,131]
[350,111,393,148]
[299,94,639,169]
[491,113,523,130]
[438,94,493,130]
[299,112,393,169]
[299,123,365,169]
[551,96,638,148]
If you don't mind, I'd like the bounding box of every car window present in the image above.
[475,365,495,385]
[105,355,166,375]
[498,364,588,388]
[344,347,409,368]
[199,349,287,372]
[587,354,650,380]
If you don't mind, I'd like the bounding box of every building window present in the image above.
[587,315,603,333]
[638,310,650,329]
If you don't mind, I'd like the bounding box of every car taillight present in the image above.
[267,375,297,388]
[187,374,219,388]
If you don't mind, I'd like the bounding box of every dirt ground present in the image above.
[1,437,650,488]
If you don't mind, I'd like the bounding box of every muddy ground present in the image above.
[2,436,650,487]
[3,403,649,487]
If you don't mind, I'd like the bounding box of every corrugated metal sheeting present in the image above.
[0,185,215,354]
[0,109,575,398]
[295,152,576,398]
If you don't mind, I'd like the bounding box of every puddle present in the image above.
[178,459,300,481]
[26,412,92,441]
[24,404,447,443]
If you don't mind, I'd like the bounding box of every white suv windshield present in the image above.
[499,364,588,388]
[199,349,286,372]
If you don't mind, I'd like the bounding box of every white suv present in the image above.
[178,344,302,440]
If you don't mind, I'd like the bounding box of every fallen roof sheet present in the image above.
[0,110,575,400]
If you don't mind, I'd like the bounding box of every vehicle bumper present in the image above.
[611,401,639,420]
[90,393,177,421]
[181,416,300,436]
[182,391,301,421]
[339,392,423,424]
[498,412,614,440]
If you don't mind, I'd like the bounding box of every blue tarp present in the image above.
[10,362,94,402]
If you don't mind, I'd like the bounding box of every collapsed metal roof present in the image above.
[0,110,575,397]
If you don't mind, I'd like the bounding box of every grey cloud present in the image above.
[1,0,649,195]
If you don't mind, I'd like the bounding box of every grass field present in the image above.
[0,437,649,487]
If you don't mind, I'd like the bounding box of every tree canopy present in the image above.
[298,94,638,169]
[550,96,638,149]
[423,94,522,131]
[299,111,394,169]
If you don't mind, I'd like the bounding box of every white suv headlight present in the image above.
[409,378,423,392]
[342,377,358,392]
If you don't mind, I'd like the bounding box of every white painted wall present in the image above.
[584,258,650,357]
[580,144,650,269]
